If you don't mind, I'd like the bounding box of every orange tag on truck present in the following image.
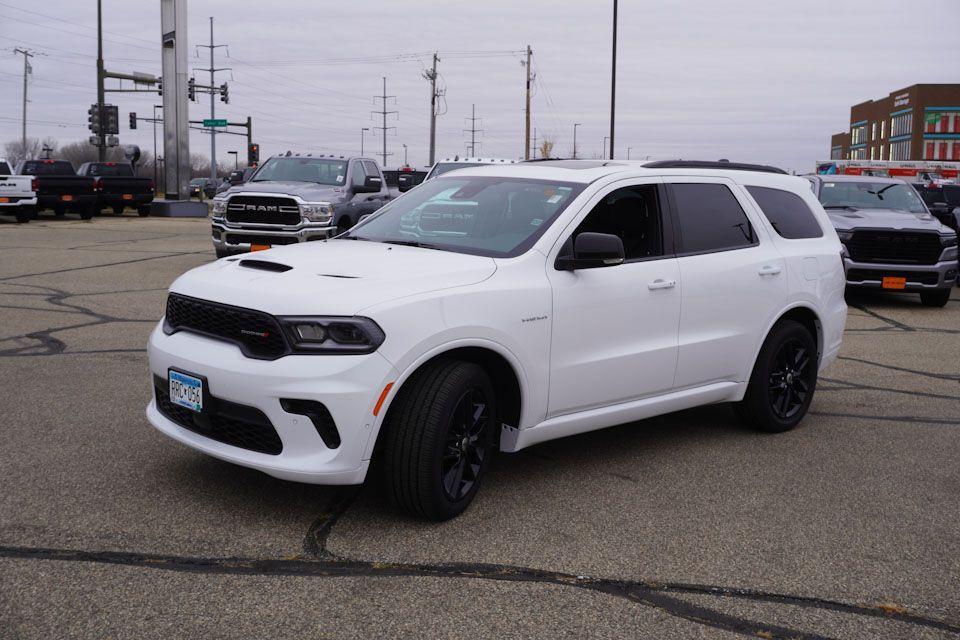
[0,197,8,203]
[882,277,906,290]
[122,194,133,200]
[61,195,73,202]
[250,244,270,252]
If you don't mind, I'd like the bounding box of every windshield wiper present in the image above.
[381,239,446,251]
[823,205,859,210]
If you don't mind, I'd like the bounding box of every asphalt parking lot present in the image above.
[1,214,958,639]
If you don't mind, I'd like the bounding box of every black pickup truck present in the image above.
[77,162,155,216]
[16,159,98,219]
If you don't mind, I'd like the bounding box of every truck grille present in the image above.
[224,233,299,246]
[847,230,942,265]
[164,293,289,359]
[225,195,301,225]
[154,376,283,455]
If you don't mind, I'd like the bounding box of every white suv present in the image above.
[147,160,847,520]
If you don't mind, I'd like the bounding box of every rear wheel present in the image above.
[920,289,951,307]
[734,320,817,433]
[137,206,150,217]
[15,207,33,223]
[53,206,65,217]
[379,359,497,521]
[113,205,125,215]
[79,205,96,220]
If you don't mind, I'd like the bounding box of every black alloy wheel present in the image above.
[767,338,812,420]
[441,388,490,501]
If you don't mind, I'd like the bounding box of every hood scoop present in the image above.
[238,259,292,273]
[318,273,359,279]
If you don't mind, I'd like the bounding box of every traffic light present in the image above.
[188,77,196,102]
[87,104,101,134]
[219,82,229,104]
[102,105,119,135]
[157,79,162,96]
[247,143,259,166]
[129,112,137,130]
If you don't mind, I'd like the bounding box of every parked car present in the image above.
[77,161,155,216]
[209,154,394,257]
[16,159,98,219]
[189,177,218,200]
[384,168,426,192]
[0,158,37,223]
[423,156,517,181]
[807,175,958,306]
[216,168,255,195]
[147,159,847,520]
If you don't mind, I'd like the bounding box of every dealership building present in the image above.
[829,84,960,162]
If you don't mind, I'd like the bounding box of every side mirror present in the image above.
[556,232,625,271]
[354,175,382,193]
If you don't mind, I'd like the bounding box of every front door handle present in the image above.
[647,278,676,290]
[758,265,782,276]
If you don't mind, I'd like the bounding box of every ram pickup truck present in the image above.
[0,159,37,223]
[210,154,394,257]
[16,159,98,219]
[77,162,155,216]
[807,174,958,306]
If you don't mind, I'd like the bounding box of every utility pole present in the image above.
[609,0,618,159]
[532,127,538,159]
[603,136,609,158]
[372,77,396,168]
[361,127,369,155]
[152,104,161,187]
[573,123,581,159]
[464,104,483,157]
[195,17,229,184]
[14,48,33,155]
[96,0,106,161]
[523,45,533,160]
[627,146,632,160]
[423,52,440,165]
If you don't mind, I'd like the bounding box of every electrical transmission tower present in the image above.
[372,77,397,168]
[195,17,230,183]
[463,104,483,157]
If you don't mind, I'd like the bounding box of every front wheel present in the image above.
[920,289,951,307]
[734,320,818,433]
[379,359,497,521]
[336,216,352,237]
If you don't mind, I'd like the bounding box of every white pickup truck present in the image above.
[0,158,37,223]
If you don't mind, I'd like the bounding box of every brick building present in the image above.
[829,84,960,162]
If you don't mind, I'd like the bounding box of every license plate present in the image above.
[250,244,270,252]
[61,195,73,202]
[169,370,203,413]
[882,276,906,290]
[122,193,133,200]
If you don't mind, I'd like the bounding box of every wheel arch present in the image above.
[765,303,824,368]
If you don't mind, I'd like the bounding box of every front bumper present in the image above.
[843,255,957,290]
[211,219,336,254]
[146,322,398,484]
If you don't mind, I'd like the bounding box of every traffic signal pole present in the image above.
[96,0,106,161]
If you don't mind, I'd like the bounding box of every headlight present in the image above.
[300,202,334,222]
[836,230,853,243]
[940,233,958,247]
[212,199,227,215]
[279,316,384,354]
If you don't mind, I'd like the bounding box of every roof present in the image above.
[435,157,516,164]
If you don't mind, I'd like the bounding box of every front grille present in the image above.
[154,376,282,455]
[847,268,940,285]
[847,230,942,265]
[164,293,289,359]
[225,195,301,225]
[225,233,299,246]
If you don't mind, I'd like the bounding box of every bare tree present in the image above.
[539,139,555,159]
[58,140,126,168]
[3,137,59,167]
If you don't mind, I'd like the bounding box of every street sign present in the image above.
[202,119,228,127]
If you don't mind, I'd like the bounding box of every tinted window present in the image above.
[746,186,823,239]
[351,161,368,187]
[571,185,663,260]
[86,163,134,177]
[671,183,755,253]
[0,162,11,174]
[21,160,75,176]
[362,160,380,179]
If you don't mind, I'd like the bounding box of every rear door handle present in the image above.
[758,265,782,276]
[647,278,676,290]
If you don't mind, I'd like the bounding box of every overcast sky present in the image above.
[1,0,956,172]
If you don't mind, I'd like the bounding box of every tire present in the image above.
[214,247,234,259]
[137,206,150,217]
[734,320,817,433]
[113,205,125,215]
[53,206,66,217]
[79,205,96,220]
[336,216,352,236]
[920,288,951,307]
[379,359,498,521]
[15,207,32,223]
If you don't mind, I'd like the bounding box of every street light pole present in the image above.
[402,144,408,166]
[573,123,581,159]
[152,104,161,188]
[627,147,632,160]
[361,127,369,155]
[609,0,618,159]
[603,136,609,158]
[96,0,106,161]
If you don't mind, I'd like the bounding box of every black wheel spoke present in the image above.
[440,388,490,501]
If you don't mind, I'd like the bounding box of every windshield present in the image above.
[250,157,347,185]
[818,181,927,214]
[87,163,134,177]
[345,176,584,258]
[21,161,75,176]
[428,162,485,179]
[190,179,204,186]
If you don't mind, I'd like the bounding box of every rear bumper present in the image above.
[38,194,96,209]
[211,219,336,254]
[0,196,36,209]
[99,194,154,207]
[844,256,957,290]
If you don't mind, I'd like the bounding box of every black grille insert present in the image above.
[225,195,300,225]
[164,293,288,359]
[280,399,341,449]
[847,268,940,285]
[847,230,942,265]
[154,376,282,455]
[225,233,298,246]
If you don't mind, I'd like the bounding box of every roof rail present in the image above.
[643,159,787,174]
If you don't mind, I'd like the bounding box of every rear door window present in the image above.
[669,183,756,254]
[746,186,823,239]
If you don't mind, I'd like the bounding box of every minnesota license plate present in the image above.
[169,370,203,413]
[882,277,906,290]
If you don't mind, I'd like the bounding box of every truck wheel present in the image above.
[379,359,498,521]
[53,206,65,217]
[15,208,32,223]
[79,205,96,221]
[920,289,951,307]
[137,206,150,217]
[214,247,234,258]
[734,320,817,433]
[336,217,352,236]
[113,206,125,216]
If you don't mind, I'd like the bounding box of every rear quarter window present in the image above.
[670,183,756,254]
[746,186,823,239]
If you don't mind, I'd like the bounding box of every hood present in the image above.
[827,207,951,233]
[223,180,344,202]
[169,239,497,316]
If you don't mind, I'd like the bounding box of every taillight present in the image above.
[93,178,102,192]
[148,179,155,191]
[31,177,39,192]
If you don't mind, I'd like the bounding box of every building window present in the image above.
[891,111,913,137]
[830,146,843,160]
[871,122,877,141]
[880,120,886,139]
[890,139,911,160]
[925,111,959,133]
[851,124,867,144]
[850,147,867,160]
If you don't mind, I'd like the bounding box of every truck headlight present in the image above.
[940,233,958,247]
[212,199,227,215]
[279,316,385,354]
[300,203,334,222]
[836,230,853,243]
